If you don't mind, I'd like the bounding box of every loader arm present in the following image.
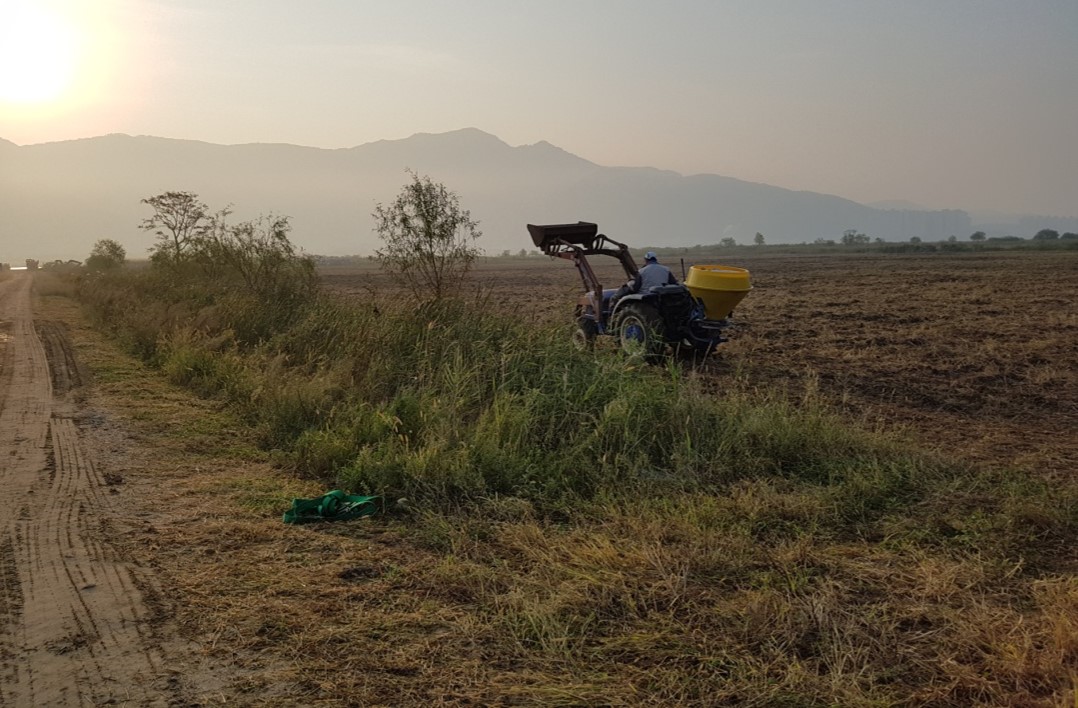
[527,222,639,328]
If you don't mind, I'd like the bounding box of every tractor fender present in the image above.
[609,292,651,323]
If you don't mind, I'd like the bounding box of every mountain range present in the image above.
[2,128,1073,262]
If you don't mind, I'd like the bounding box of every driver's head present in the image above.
[644,251,658,264]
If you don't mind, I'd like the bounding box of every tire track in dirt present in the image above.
[34,321,88,395]
[0,275,174,706]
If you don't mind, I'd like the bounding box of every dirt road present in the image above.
[0,273,171,705]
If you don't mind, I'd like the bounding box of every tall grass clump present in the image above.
[80,254,951,523]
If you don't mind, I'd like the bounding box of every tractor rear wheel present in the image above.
[616,303,665,363]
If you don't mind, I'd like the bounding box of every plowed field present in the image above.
[323,250,1078,476]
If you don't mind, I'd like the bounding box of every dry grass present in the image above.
[40,251,1078,706]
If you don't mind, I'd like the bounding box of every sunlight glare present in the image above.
[0,1,78,104]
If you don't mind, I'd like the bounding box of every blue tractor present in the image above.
[527,222,750,362]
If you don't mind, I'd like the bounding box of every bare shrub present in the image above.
[373,170,482,301]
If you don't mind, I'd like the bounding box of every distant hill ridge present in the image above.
[0,128,1006,261]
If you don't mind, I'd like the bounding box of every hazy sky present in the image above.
[2,0,1076,216]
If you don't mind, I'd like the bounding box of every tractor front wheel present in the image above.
[616,303,665,363]
[572,317,598,351]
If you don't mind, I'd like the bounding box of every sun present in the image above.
[0,1,78,104]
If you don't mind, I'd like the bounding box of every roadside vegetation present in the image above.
[63,187,1078,705]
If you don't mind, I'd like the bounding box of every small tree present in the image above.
[720,237,737,248]
[842,229,869,245]
[910,236,922,244]
[85,239,126,271]
[754,232,765,246]
[191,213,314,298]
[970,231,986,241]
[373,171,482,300]
[1033,228,1060,240]
[140,191,211,262]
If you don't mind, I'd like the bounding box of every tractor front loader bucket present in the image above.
[527,222,599,254]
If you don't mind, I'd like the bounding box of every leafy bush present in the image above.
[85,239,126,271]
[374,171,482,301]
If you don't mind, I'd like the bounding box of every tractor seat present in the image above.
[647,284,689,296]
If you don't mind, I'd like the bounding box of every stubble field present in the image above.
[323,249,1078,478]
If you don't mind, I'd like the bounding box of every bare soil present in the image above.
[0,274,228,705]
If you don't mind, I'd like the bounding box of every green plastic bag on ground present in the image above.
[283,490,381,525]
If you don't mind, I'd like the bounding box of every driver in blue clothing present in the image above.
[613,251,677,303]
